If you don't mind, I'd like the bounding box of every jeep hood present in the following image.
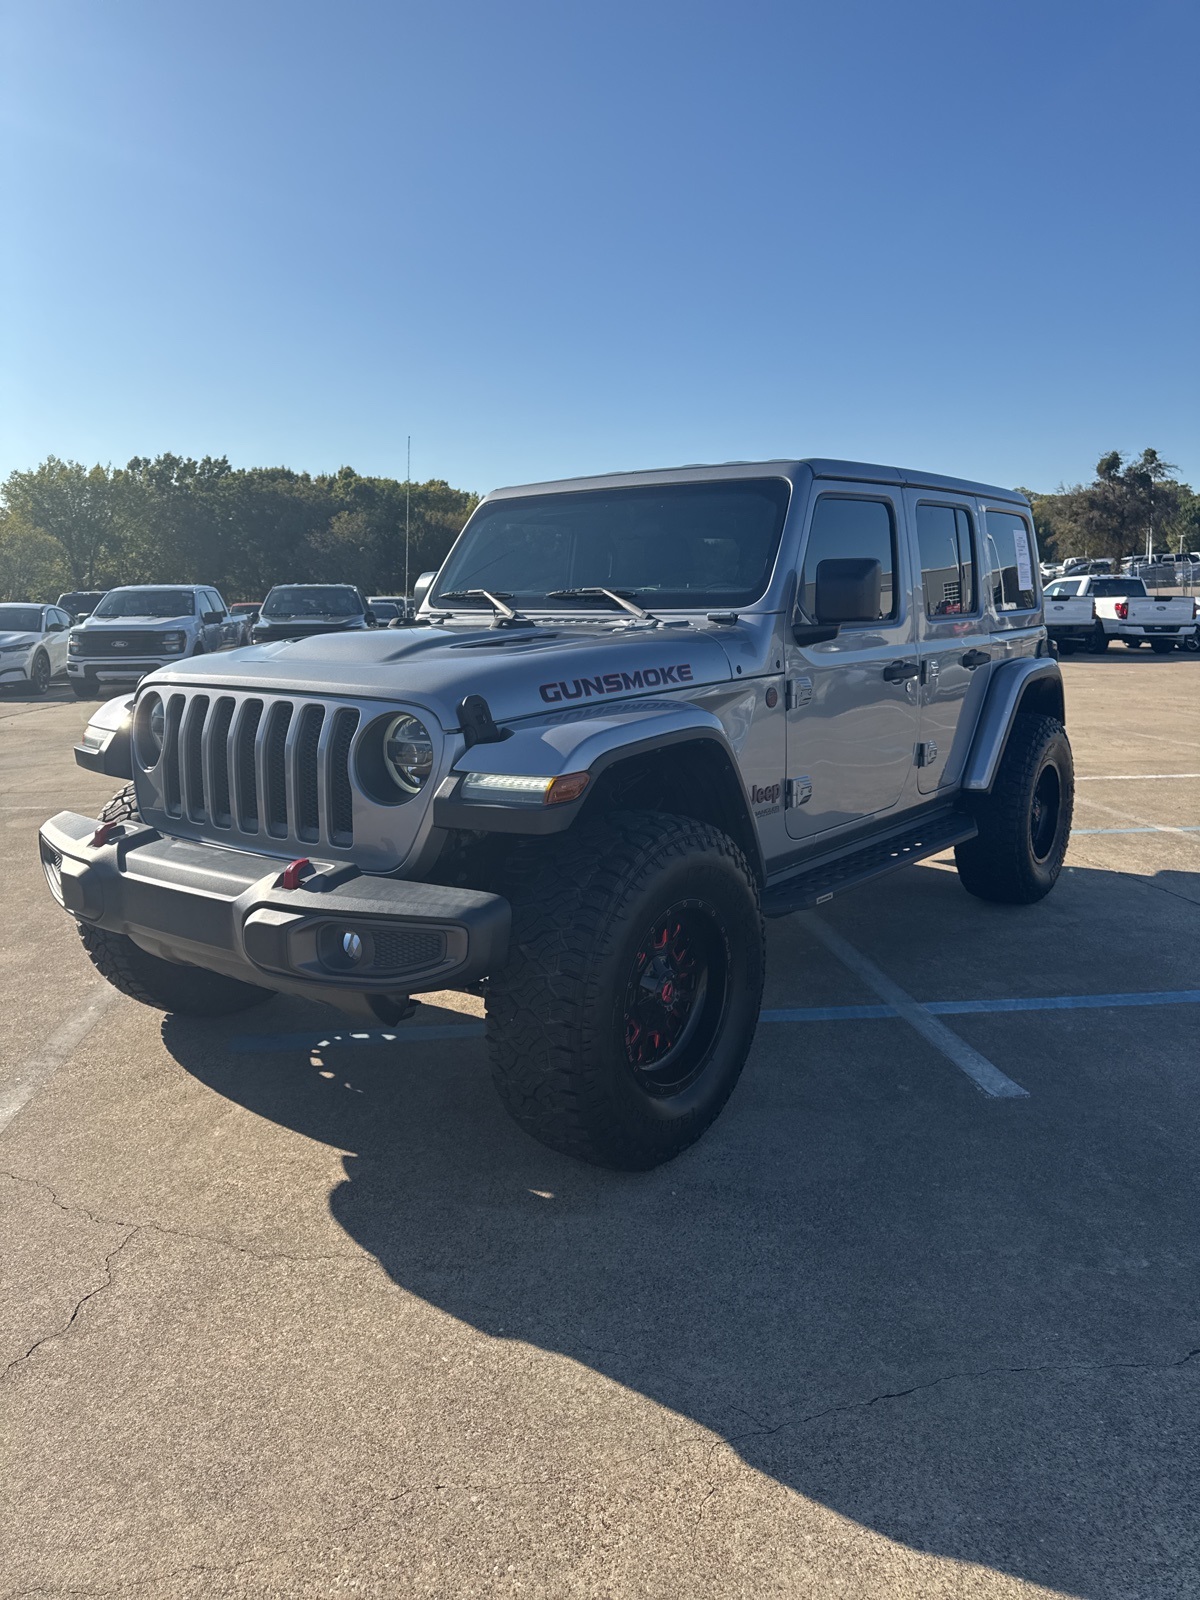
[146,622,739,728]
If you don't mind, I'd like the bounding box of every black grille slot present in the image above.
[209,697,235,827]
[370,928,446,973]
[328,709,359,845]
[236,699,263,831]
[163,695,185,816]
[264,702,294,836]
[295,705,325,842]
[182,696,210,820]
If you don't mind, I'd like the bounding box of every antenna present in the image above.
[404,435,411,599]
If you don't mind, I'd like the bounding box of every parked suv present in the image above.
[66,584,240,697]
[252,584,376,644]
[0,602,72,693]
[41,459,1072,1169]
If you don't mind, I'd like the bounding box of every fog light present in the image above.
[341,930,363,963]
[316,923,373,972]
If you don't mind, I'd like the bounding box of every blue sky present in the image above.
[2,0,1197,496]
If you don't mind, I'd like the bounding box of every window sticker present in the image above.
[1012,523,1034,591]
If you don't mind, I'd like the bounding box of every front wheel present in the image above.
[76,785,275,1017]
[30,651,51,694]
[486,812,765,1169]
[955,714,1074,905]
[1087,626,1110,653]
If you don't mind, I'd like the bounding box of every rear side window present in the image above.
[798,497,897,623]
[984,510,1037,612]
[916,504,976,618]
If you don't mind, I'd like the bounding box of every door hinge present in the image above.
[786,776,813,808]
[786,676,813,710]
[920,657,939,687]
[915,741,939,768]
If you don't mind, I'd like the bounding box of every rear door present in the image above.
[907,494,993,794]
[784,486,920,840]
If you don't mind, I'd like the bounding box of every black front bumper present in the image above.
[38,811,510,1013]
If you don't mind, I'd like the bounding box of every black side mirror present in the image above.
[202,610,222,625]
[364,609,378,627]
[793,558,883,645]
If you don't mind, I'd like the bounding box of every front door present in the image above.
[785,488,920,840]
[906,494,994,793]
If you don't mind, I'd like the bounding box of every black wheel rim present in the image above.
[622,899,729,1097]
[33,655,49,691]
[1030,763,1062,863]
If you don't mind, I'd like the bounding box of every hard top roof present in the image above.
[486,458,1029,506]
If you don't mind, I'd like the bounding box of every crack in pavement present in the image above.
[3,1226,138,1384]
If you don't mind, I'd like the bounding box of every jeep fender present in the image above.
[433,700,764,877]
[73,693,135,779]
[961,659,1066,793]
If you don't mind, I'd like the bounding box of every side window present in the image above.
[984,510,1037,612]
[916,504,978,617]
[798,497,897,623]
[209,591,226,616]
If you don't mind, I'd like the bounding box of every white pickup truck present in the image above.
[1043,575,1198,654]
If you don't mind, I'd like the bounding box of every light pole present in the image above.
[404,435,411,600]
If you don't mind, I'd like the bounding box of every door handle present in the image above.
[962,649,991,669]
[882,660,919,682]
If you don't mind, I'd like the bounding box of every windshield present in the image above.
[93,589,195,618]
[0,605,42,632]
[1091,578,1147,597]
[432,479,791,612]
[261,586,363,618]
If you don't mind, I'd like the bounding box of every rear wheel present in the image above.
[76,785,274,1017]
[955,714,1074,905]
[1087,626,1110,653]
[486,812,764,1169]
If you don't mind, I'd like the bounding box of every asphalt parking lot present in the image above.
[2,661,1198,1600]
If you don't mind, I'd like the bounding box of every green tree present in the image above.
[1,457,126,587]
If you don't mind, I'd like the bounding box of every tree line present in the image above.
[1023,448,1200,566]
[2,445,1197,604]
[0,455,479,602]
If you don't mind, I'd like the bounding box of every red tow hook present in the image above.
[90,821,122,847]
[280,857,313,890]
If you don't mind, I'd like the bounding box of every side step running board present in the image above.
[761,813,978,918]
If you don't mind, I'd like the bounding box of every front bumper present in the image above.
[68,658,175,684]
[38,811,510,1014]
[0,652,34,683]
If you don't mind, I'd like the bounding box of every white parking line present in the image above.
[800,915,1029,1100]
[1073,793,1200,838]
[1076,773,1200,781]
[0,986,120,1133]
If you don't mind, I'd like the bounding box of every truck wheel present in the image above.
[485,812,764,1170]
[76,785,274,1017]
[1087,627,1110,653]
[955,714,1074,905]
[71,682,93,699]
[1184,632,1200,654]
[1055,638,1077,656]
[1150,640,1174,655]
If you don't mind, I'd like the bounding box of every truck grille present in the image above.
[74,630,174,657]
[152,690,361,853]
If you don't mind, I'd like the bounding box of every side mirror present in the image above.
[793,558,883,645]
[202,610,222,625]
[815,558,882,624]
[364,609,378,627]
[48,619,66,632]
[413,571,436,610]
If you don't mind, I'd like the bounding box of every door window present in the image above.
[984,510,1037,611]
[916,504,976,617]
[798,497,897,624]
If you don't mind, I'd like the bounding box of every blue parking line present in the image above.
[228,989,1200,1053]
[1072,825,1200,835]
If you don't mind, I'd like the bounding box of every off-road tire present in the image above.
[485,811,764,1170]
[30,650,52,694]
[76,785,274,1017]
[955,714,1074,905]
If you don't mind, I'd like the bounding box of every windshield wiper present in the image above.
[436,589,534,628]
[545,587,657,623]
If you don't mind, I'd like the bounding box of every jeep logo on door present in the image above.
[750,782,781,808]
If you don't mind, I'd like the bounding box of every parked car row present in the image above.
[1043,574,1199,655]
[0,581,418,696]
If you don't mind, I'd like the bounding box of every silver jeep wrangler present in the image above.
[40,459,1073,1169]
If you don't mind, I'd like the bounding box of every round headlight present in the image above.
[382,714,434,796]
[135,692,165,768]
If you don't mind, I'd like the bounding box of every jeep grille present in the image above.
[148,689,361,854]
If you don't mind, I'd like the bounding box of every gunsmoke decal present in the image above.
[539,663,694,704]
